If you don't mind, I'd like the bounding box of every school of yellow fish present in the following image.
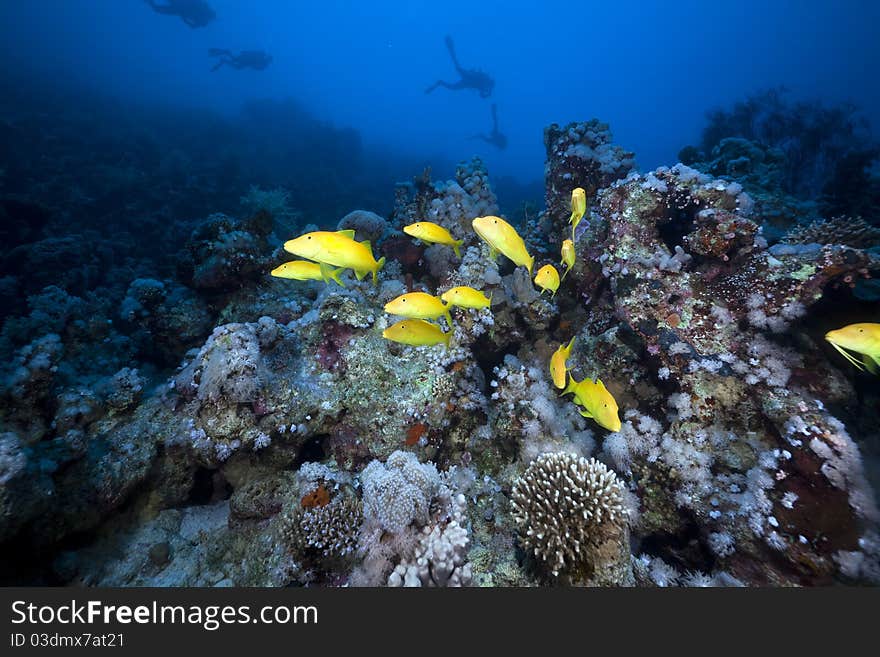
[271,187,877,434]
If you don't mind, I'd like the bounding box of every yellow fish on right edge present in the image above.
[825,323,880,374]
[569,187,586,240]
[472,215,535,274]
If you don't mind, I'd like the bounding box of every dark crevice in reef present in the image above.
[638,513,716,575]
[292,434,328,470]
[187,467,232,505]
[472,334,517,388]
[657,207,697,254]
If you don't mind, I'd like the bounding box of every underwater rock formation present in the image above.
[543,120,635,241]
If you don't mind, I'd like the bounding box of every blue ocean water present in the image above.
[0,1,878,587]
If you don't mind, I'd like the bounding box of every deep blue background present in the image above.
[1,0,878,183]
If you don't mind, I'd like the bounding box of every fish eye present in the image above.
[307,236,311,239]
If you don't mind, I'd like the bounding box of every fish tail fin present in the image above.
[565,336,576,355]
[561,373,580,397]
[373,257,386,285]
[527,255,535,275]
[453,240,462,258]
[330,267,346,287]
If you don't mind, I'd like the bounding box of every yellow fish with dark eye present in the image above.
[284,229,386,284]
[270,260,345,287]
[471,215,535,274]
[825,323,880,374]
[534,264,560,297]
[560,239,575,281]
[561,373,622,432]
[440,286,492,310]
[403,221,464,258]
[384,292,453,329]
[382,319,451,347]
[549,337,575,389]
[569,187,587,239]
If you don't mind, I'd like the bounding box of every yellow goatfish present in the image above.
[403,221,464,258]
[284,230,386,284]
[560,239,575,281]
[570,187,586,239]
[825,323,880,374]
[270,260,345,287]
[440,286,492,310]
[471,215,535,274]
[534,264,560,297]
[561,373,622,432]
[383,319,451,347]
[549,337,576,389]
[384,292,453,328]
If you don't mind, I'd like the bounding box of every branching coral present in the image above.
[511,453,629,581]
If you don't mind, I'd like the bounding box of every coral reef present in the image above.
[1,83,878,590]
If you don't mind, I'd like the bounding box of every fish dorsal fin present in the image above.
[336,229,356,239]
[361,240,373,257]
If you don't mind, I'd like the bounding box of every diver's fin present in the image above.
[336,229,356,239]
[452,240,463,258]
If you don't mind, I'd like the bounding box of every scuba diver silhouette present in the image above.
[144,0,215,28]
[472,104,508,150]
[209,49,273,72]
[425,36,495,99]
